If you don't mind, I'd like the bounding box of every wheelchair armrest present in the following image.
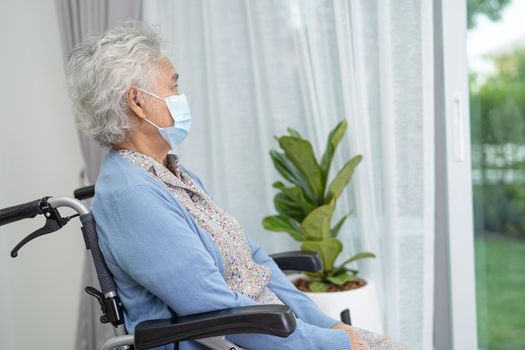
[270,250,322,272]
[134,304,296,349]
[73,185,95,200]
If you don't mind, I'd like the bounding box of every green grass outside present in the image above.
[475,235,525,350]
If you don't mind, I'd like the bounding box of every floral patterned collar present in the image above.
[116,149,203,198]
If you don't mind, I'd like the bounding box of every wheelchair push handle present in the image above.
[0,196,85,257]
[0,198,45,227]
[1,192,123,327]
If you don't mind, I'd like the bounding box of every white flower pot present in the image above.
[289,274,384,334]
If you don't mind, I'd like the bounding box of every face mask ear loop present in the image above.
[136,88,166,129]
[137,87,166,102]
[142,116,161,130]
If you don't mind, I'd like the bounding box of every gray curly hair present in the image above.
[66,21,165,147]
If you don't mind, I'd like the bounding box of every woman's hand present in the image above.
[331,322,372,350]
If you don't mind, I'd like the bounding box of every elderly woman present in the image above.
[66,22,406,350]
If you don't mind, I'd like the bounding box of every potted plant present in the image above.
[262,120,383,332]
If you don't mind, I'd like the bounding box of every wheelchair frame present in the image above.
[1,185,350,349]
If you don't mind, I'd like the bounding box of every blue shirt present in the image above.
[91,148,351,350]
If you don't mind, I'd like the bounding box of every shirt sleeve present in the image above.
[246,235,343,329]
[109,184,351,350]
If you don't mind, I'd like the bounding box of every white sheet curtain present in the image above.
[143,1,434,349]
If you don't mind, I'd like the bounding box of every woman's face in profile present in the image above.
[142,57,180,129]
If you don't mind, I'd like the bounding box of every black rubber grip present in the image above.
[269,251,322,272]
[74,185,95,201]
[0,199,43,227]
[79,213,117,295]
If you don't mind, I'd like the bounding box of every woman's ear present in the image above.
[126,87,147,119]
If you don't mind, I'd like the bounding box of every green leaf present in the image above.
[269,150,314,199]
[320,120,347,187]
[269,150,301,185]
[272,181,286,190]
[262,215,305,241]
[287,127,303,139]
[330,210,353,237]
[301,237,343,272]
[327,271,355,286]
[274,193,306,222]
[309,281,330,292]
[325,155,363,202]
[272,181,316,218]
[278,136,324,201]
[280,185,316,216]
[338,251,376,268]
[329,266,358,277]
[304,271,324,281]
[300,199,336,240]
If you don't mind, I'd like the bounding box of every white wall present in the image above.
[0,1,84,349]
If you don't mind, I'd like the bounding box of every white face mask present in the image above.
[138,88,192,151]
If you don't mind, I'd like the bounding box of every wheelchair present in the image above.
[0,185,352,349]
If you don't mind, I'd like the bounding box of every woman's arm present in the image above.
[108,184,351,350]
